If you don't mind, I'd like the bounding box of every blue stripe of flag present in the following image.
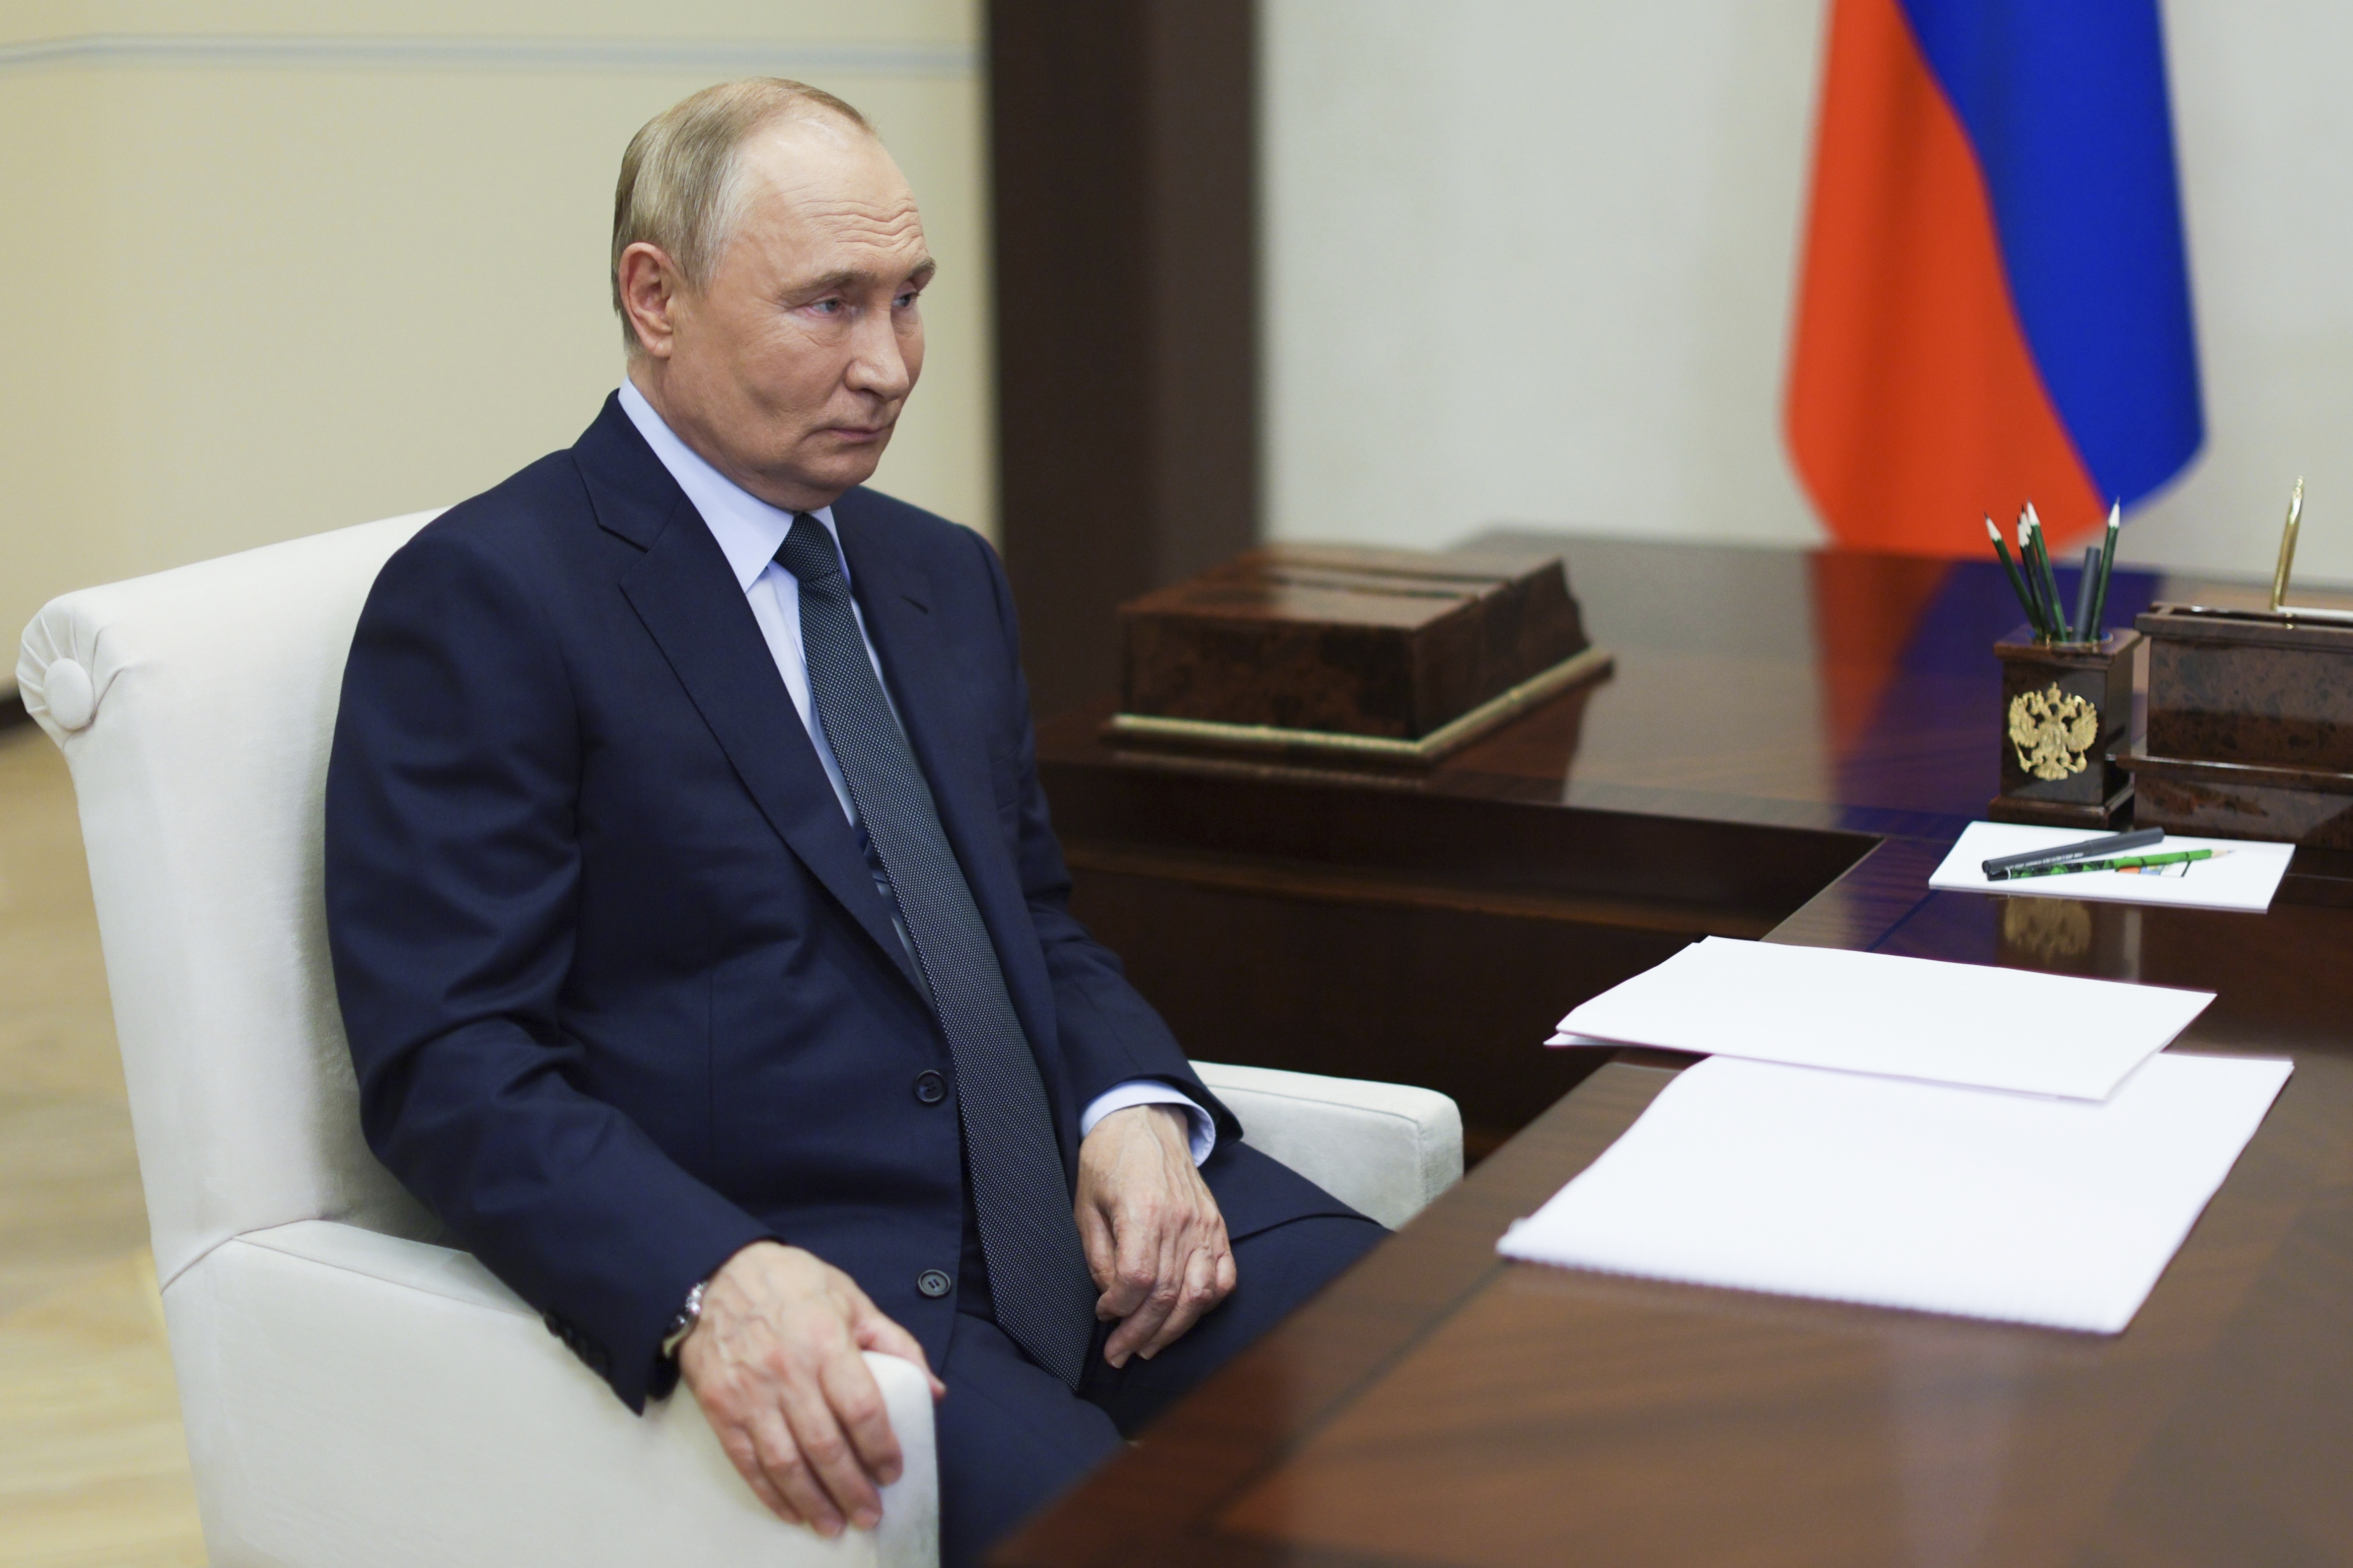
[1896,0,2204,506]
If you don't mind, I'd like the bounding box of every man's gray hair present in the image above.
[610,78,874,354]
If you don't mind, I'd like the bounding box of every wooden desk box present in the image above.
[1990,628,2140,829]
[1111,544,1607,763]
[2121,603,2353,845]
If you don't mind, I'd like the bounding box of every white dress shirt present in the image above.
[617,381,1212,1161]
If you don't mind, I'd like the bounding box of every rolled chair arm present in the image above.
[165,1221,938,1568]
[1190,1062,1463,1228]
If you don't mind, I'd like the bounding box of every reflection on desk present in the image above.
[1037,536,2198,1154]
[1009,536,2353,1568]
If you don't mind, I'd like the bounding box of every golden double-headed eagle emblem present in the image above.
[2007,683,2099,781]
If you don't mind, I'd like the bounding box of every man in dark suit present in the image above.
[324,79,1384,1566]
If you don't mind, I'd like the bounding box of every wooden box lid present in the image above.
[2137,598,2353,774]
[1112,544,1605,761]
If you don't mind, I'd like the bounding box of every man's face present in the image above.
[629,115,932,511]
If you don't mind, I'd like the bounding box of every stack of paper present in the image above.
[1926,821,2294,913]
[1544,937,2213,1097]
[1500,1052,2290,1331]
[1507,939,2287,1334]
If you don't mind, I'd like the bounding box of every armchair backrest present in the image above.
[17,513,442,1289]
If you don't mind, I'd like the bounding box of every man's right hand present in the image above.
[677,1241,946,1537]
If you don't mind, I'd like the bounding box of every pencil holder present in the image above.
[1990,627,2142,829]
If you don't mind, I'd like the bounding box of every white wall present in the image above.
[2134,1,2353,579]
[1263,0,2353,584]
[2,1,993,695]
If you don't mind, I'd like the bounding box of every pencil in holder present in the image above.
[1990,627,2143,829]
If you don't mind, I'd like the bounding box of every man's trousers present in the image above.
[932,1141,1386,1567]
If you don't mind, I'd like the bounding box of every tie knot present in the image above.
[777,513,844,586]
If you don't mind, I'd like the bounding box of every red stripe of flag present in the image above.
[1786,0,2105,557]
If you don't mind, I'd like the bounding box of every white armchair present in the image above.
[16,514,1464,1568]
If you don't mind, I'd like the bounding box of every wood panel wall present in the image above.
[987,0,1262,719]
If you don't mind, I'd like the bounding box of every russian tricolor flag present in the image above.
[1787,0,2203,557]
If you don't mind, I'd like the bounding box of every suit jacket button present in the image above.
[917,1269,953,1298]
[913,1069,948,1105]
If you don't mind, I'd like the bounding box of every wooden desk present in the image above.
[1009,538,2353,1566]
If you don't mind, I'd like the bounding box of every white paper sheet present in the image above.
[1927,822,2294,913]
[1551,937,2211,1100]
[1499,1051,2292,1334]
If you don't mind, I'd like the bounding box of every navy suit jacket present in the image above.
[326,397,1328,1410]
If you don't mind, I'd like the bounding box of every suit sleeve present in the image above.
[967,532,1240,1143]
[324,528,775,1411]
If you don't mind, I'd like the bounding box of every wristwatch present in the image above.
[661,1277,708,1360]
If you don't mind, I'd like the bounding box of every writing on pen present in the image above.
[1999,848,2224,882]
[1982,827,2164,880]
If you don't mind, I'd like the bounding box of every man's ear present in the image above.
[618,241,685,359]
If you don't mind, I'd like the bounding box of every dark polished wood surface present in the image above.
[1007,537,2353,1567]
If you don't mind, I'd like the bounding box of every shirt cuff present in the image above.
[1080,1078,1216,1165]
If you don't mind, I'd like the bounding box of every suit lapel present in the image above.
[577,410,924,994]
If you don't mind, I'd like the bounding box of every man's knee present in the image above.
[1085,1211,1386,1434]
[934,1312,1123,1568]
[1231,1211,1388,1320]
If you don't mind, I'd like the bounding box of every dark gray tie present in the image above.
[777,513,1096,1387]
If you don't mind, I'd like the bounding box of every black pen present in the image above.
[2071,545,2100,642]
[1984,827,2166,880]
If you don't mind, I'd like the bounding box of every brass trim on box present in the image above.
[1106,644,1614,763]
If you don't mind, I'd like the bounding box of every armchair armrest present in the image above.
[1190,1062,1463,1228]
[163,1221,938,1568]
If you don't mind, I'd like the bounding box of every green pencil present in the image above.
[2014,510,2052,644]
[2016,509,2048,633]
[2085,500,2121,644]
[2025,502,2071,640]
[2006,848,2222,879]
[1987,515,2047,638]
[2016,514,2054,637]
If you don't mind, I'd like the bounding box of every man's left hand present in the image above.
[1075,1104,1236,1368]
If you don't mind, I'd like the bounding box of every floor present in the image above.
[0,722,210,1565]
